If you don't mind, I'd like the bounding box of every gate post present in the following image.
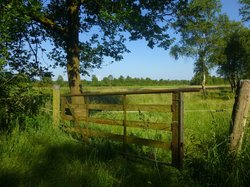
[172,92,184,169]
[53,85,60,128]
[229,80,250,155]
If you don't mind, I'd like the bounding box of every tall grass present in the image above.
[0,88,249,186]
[182,91,250,186]
[0,115,179,186]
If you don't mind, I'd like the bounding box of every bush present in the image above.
[0,72,47,131]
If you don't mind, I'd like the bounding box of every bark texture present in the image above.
[229,80,250,155]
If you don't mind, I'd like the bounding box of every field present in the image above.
[0,86,249,186]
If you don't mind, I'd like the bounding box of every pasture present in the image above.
[0,86,249,186]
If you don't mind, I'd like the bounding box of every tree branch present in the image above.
[31,15,67,36]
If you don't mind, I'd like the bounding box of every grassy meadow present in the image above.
[0,86,249,186]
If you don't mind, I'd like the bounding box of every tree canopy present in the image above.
[0,0,188,95]
[1,0,249,95]
[210,19,250,91]
[239,0,250,24]
[170,0,221,89]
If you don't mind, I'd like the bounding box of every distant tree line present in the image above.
[47,74,227,87]
[28,72,229,88]
[84,75,191,86]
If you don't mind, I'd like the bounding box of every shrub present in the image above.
[0,72,47,131]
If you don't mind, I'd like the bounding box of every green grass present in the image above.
[0,88,250,186]
[0,115,180,186]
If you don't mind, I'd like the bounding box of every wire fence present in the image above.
[185,109,231,113]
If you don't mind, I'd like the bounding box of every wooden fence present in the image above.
[52,86,234,169]
[58,88,210,169]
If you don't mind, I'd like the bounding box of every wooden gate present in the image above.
[60,88,202,169]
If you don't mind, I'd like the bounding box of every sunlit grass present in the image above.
[0,88,249,186]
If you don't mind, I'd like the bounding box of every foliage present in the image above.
[84,75,192,86]
[0,72,47,130]
[83,75,227,87]
[0,0,188,94]
[0,0,51,79]
[190,74,228,85]
[209,18,250,91]
[55,75,65,87]
[40,0,183,71]
[239,0,250,24]
[170,0,222,87]
[218,29,250,90]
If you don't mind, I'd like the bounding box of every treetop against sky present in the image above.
[86,0,244,81]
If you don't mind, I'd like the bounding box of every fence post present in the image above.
[53,85,60,128]
[172,92,184,169]
[123,95,127,150]
[229,80,250,155]
[61,96,66,124]
[84,96,89,123]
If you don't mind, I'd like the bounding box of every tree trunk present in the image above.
[202,71,206,95]
[66,0,82,95]
[197,50,206,95]
[65,0,86,124]
[229,74,237,93]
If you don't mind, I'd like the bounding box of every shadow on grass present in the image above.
[0,139,179,187]
[32,142,120,186]
[0,170,21,187]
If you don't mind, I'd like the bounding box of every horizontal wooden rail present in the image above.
[88,104,123,111]
[66,127,171,149]
[62,116,171,131]
[62,86,230,97]
[64,103,171,113]
[89,118,171,131]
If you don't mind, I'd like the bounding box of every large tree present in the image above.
[0,0,187,96]
[170,0,221,90]
[210,18,250,91]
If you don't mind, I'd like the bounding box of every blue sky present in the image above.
[54,0,243,81]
